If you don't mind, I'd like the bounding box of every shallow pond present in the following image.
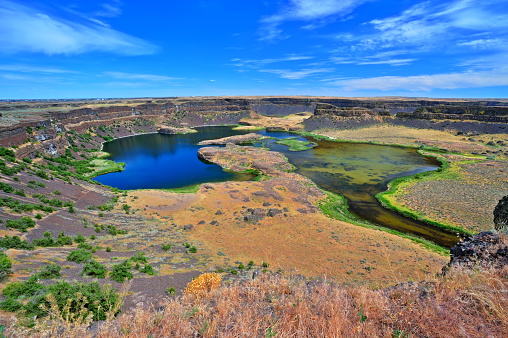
[96,126,459,246]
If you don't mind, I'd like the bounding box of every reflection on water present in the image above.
[94,127,254,190]
[96,127,459,247]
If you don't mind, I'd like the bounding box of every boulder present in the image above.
[494,195,508,231]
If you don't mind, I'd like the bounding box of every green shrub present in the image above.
[78,244,93,252]
[5,217,36,232]
[130,251,148,263]
[32,231,56,247]
[35,170,49,180]
[35,281,120,321]
[165,287,176,296]
[66,249,92,263]
[14,189,25,197]
[2,276,43,298]
[140,264,155,275]
[81,260,107,278]
[110,260,133,283]
[56,232,73,246]
[36,263,61,279]
[0,182,14,193]
[0,147,15,158]
[161,244,172,251]
[73,233,87,243]
[121,204,131,214]
[0,236,34,250]
[0,297,22,312]
[0,252,12,280]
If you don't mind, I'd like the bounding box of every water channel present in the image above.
[95,126,459,247]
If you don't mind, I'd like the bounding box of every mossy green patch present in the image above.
[85,159,125,178]
[275,137,318,151]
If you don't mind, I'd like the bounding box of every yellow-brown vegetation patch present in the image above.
[128,178,446,286]
[317,124,508,156]
[386,154,508,232]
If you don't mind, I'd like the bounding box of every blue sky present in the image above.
[1,0,507,99]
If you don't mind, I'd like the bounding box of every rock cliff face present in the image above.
[397,105,508,123]
[304,103,390,131]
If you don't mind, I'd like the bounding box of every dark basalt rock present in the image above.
[494,195,508,231]
[443,231,508,274]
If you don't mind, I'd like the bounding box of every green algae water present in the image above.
[259,134,459,247]
[96,127,459,247]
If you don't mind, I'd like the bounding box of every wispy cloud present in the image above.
[0,64,76,73]
[457,38,505,49]
[94,1,123,18]
[260,68,332,79]
[260,0,367,41]
[358,0,508,51]
[231,55,313,68]
[0,1,157,55]
[104,72,181,82]
[329,67,508,91]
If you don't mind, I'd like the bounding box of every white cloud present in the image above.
[359,0,508,51]
[104,72,181,82]
[232,55,313,68]
[330,68,508,91]
[356,59,416,66]
[260,0,367,40]
[0,1,157,55]
[260,68,332,79]
[457,38,505,49]
[0,64,75,73]
[330,50,416,66]
[94,1,123,18]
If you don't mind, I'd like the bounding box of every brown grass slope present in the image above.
[8,264,508,337]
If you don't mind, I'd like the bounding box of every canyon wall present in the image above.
[1,96,507,159]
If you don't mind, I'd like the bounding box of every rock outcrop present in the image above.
[443,231,508,274]
[494,195,508,231]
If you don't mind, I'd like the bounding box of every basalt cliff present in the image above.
[1,96,508,159]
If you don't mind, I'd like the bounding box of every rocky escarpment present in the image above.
[304,103,390,131]
[3,96,508,160]
[398,105,508,123]
[494,195,508,231]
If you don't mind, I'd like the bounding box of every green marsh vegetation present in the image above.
[274,137,318,151]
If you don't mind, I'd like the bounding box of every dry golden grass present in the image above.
[128,179,447,286]
[318,124,508,156]
[8,266,504,337]
[184,272,222,295]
